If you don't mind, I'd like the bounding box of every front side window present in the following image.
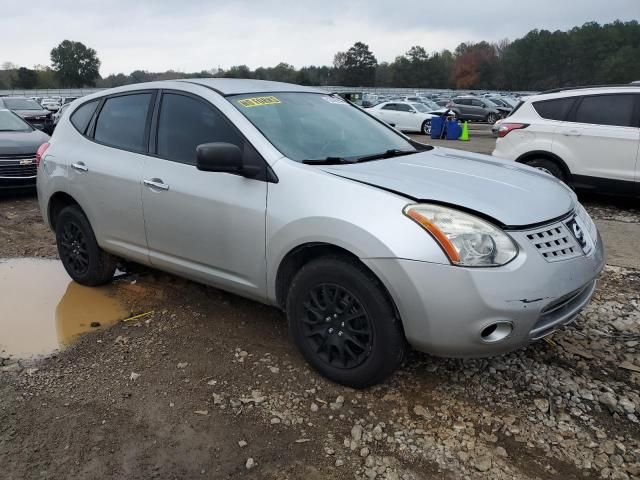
[3,98,42,110]
[532,97,577,121]
[231,92,415,162]
[156,93,242,165]
[94,93,152,152]
[573,94,636,127]
[396,104,414,112]
[0,110,31,131]
[381,103,398,111]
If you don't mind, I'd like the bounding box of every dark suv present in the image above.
[449,97,502,124]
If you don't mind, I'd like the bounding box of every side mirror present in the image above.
[196,142,260,178]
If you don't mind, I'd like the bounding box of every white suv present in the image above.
[493,86,640,196]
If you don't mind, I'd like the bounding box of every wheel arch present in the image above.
[515,150,573,184]
[274,242,401,324]
[47,191,82,231]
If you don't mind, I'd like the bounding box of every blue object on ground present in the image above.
[430,117,444,139]
[445,120,461,140]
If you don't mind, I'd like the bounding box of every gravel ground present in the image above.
[1,167,639,478]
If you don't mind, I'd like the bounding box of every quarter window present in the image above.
[573,94,636,127]
[94,93,152,152]
[532,97,577,121]
[70,100,99,134]
[156,93,243,165]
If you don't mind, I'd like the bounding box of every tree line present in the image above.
[1,20,639,92]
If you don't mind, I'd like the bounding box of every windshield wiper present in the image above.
[354,149,416,163]
[302,157,354,165]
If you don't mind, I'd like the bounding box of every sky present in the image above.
[1,0,638,75]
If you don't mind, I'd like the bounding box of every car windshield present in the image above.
[0,110,31,131]
[484,99,499,107]
[422,99,440,109]
[411,103,429,113]
[3,98,42,110]
[230,92,416,162]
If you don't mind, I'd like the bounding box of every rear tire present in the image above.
[56,205,117,286]
[523,158,568,183]
[286,256,406,388]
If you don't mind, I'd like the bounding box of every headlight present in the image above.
[404,204,518,267]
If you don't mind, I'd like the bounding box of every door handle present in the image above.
[143,178,170,191]
[71,162,88,172]
[562,130,582,137]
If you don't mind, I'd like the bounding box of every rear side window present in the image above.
[532,97,577,121]
[70,100,98,134]
[573,94,636,127]
[94,93,152,152]
[156,93,242,165]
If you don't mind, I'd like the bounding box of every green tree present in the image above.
[334,42,377,86]
[14,67,38,89]
[50,40,101,87]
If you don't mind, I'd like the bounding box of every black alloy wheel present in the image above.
[301,283,373,369]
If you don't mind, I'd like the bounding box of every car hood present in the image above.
[0,129,50,155]
[318,147,575,227]
[13,109,50,118]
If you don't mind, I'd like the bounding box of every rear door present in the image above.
[140,91,268,300]
[68,92,154,263]
[554,93,639,194]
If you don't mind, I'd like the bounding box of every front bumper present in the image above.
[364,228,605,358]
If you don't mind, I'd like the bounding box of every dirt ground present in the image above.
[1,145,640,479]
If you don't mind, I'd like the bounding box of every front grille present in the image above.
[0,159,37,178]
[526,222,582,262]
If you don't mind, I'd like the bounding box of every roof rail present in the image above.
[539,84,639,95]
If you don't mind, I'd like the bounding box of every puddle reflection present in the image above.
[0,258,129,359]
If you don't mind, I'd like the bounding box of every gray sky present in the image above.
[1,0,638,75]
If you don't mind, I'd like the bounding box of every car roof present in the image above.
[527,85,640,102]
[179,78,325,95]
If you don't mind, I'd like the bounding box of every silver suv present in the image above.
[37,79,604,387]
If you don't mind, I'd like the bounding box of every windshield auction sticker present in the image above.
[238,96,281,107]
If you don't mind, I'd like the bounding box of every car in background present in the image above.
[448,97,503,124]
[487,97,514,113]
[41,98,63,111]
[493,85,640,196]
[368,101,437,134]
[402,97,455,116]
[61,97,78,106]
[0,109,49,190]
[52,103,71,127]
[0,97,53,133]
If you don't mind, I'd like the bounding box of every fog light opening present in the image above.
[480,322,513,343]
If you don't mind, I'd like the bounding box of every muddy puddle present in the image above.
[0,258,130,359]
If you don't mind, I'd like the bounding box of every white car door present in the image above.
[394,103,418,131]
[554,93,639,194]
[375,103,402,128]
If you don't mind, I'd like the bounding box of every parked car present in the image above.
[368,101,436,134]
[37,79,604,387]
[61,97,78,106]
[487,97,514,112]
[0,109,49,190]
[449,97,504,123]
[493,85,640,196]
[41,98,62,112]
[0,97,53,133]
[52,103,71,127]
[402,97,454,116]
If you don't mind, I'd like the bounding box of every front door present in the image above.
[141,91,268,300]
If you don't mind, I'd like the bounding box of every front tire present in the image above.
[286,256,406,388]
[56,205,117,286]
[421,119,431,135]
[486,113,498,124]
